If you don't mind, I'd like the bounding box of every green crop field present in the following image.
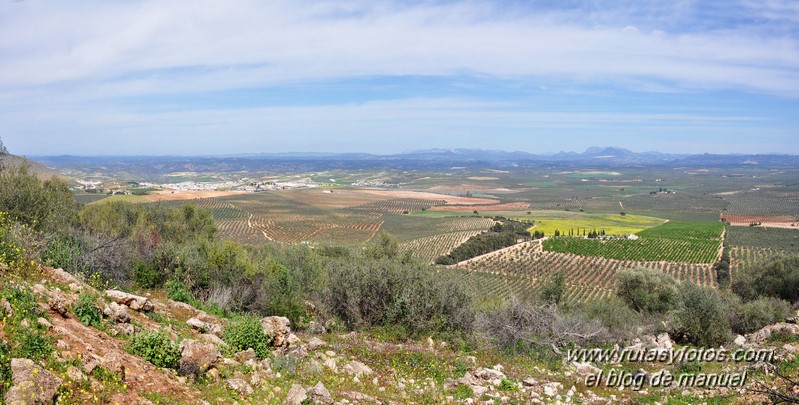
[524,211,665,237]
[542,221,724,263]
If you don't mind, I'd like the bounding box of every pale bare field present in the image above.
[359,189,499,205]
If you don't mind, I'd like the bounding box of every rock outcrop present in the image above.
[6,358,64,404]
[104,290,153,312]
[179,339,222,376]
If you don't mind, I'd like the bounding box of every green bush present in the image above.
[0,164,77,233]
[221,316,272,359]
[134,262,164,289]
[166,279,194,304]
[673,283,730,347]
[73,292,102,327]
[127,328,181,369]
[616,267,680,314]
[323,257,475,336]
[732,255,799,303]
[539,271,565,305]
[41,232,92,275]
[577,296,642,341]
[729,296,791,335]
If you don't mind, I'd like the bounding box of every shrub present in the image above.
[221,316,272,359]
[673,283,729,347]
[127,328,181,369]
[616,267,680,314]
[577,296,642,341]
[73,292,102,327]
[134,262,163,289]
[732,255,799,303]
[41,232,92,275]
[166,279,194,304]
[323,257,475,336]
[0,164,77,233]
[476,299,609,356]
[539,271,565,305]
[729,296,791,335]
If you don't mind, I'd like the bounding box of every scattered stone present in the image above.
[179,339,222,376]
[306,381,334,404]
[37,317,52,330]
[747,323,799,345]
[111,323,135,336]
[199,333,227,347]
[261,316,292,350]
[286,384,308,405]
[522,377,538,387]
[186,317,223,335]
[286,333,301,348]
[226,378,254,396]
[734,335,747,346]
[343,360,374,378]
[474,367,505,381]
[323,356,338,372]
[656,333,673,350]
[233,348,256,363]
[6,358,64,405]
[56,340,70,350]
[308,337,326,351]
[105,290,153,312]
[206,368,221,383]
[1,298,13,317]
[307,320,327,334]
[572,361,601,377]
[50,267,82,286]
[68,283,83,292]
[103,302,131,323]
[67,366,86,382]
[49,296,69,317]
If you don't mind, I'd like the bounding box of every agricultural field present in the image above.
[542,221,725,263]
[130,165,799,305]
[727,226,799,284]
[523,211,665,236]
[449,241,716,304]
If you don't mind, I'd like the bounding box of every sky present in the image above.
[1,0,798,156]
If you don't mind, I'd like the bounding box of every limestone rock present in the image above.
[286,384,308,405]
[50,267,82,286]
[179,339,222,376]
[343,360,374,378]
[199,333,227,347]
[747,323,799,345]
[306,381,334,404]
[226,378,254,396]
[186,317,223,335]
[103,302,131,323]
[6,358,64,405]
[734,334,747,346]
[261,316,292,350]
[308,337,326,351]
[234,348,257,363]
[49,296,69,317]
[105,290,153,312]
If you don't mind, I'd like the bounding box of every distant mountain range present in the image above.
[28,146,799,181]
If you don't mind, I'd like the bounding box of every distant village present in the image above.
[74,176,399,195]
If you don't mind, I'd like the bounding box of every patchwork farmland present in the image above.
[146,165,799,305]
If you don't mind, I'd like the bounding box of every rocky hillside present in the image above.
[1,263,798,404]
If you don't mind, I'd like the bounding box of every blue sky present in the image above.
[1,0,797,156]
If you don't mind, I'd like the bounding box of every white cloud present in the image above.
[0,0,797,98]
